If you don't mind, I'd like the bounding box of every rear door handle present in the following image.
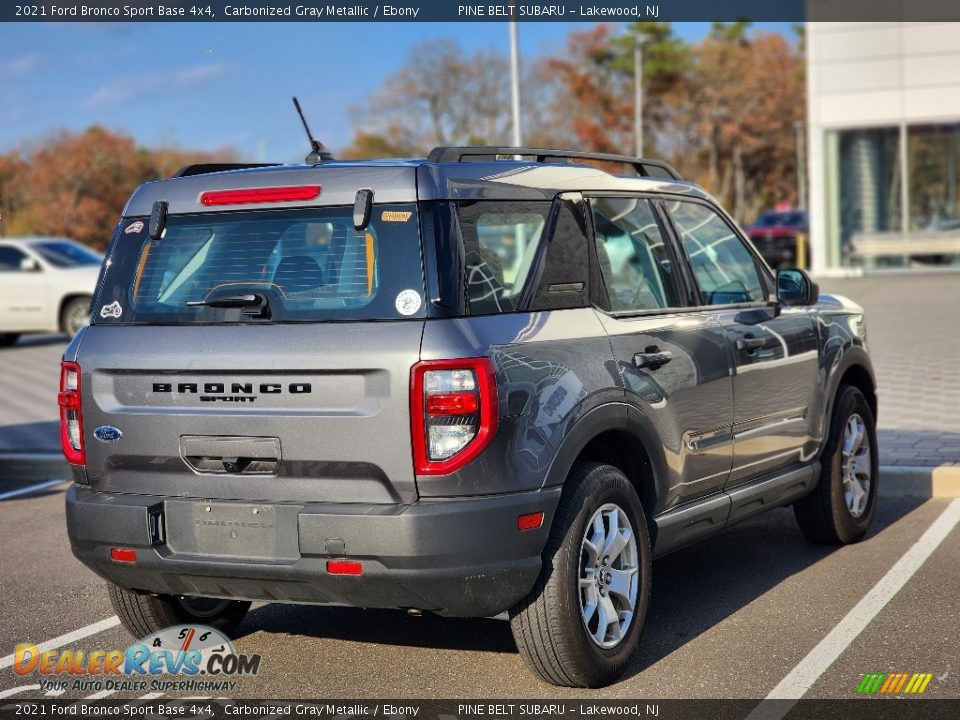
[736,335,767,352]
[633,347,673,370]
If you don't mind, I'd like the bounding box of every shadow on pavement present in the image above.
[236,497,926,663]
[3,334,68,349]
[0,420,62,455]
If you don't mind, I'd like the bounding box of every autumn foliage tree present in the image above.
[0,126,236,250]
[343,23,805,223]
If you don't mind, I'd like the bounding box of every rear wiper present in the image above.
[187,293,271,320]
[186,294,262,308]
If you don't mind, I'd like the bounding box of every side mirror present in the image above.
[777,268,819,307]
[20,257,41,272]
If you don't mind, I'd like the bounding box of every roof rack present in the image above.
[172,163,282,178]
[427,146,682,181]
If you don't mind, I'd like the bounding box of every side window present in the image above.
[590,197,683,312]
[456,200,550,315]
[0,247,27,272]
[668,201,766,305]
[530,198,590,312]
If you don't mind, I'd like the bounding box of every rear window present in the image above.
[95,205,425,324]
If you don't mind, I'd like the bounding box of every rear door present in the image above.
[79,203,427,504]
[663,198,820,485]
[589,195,734,510]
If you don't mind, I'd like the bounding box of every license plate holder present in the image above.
[164,500,298,561]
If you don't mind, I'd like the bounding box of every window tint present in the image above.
[0,246,27,272]
[95,206,425,324]
[669,201,765,305]
[456,200,550,315]
[591,197,682,312]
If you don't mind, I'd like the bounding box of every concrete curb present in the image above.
[878,465,960,499]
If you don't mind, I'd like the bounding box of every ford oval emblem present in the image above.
[94,425,123,443]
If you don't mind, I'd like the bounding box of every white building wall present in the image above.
[806,20,960,272]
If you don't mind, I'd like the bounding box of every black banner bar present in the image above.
[2,699,960,720]
[3,0,960,23]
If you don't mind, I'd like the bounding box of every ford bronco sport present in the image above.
[63,147,878,688]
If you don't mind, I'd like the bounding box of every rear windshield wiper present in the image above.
[186,294,262,308]
[186,293,272,320]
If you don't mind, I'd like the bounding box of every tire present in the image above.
[109,583,251,639]
[794,385,878,544]
[0,334,20,347]
[509,462,652,688]
[60,296,91,340]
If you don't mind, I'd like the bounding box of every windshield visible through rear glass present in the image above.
[94,205,425,323]
[33,241,102,267]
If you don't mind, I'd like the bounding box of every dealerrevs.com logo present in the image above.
[857,672,934,695]
[13,624,261,694]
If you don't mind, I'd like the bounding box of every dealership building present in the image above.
[806,21,960,272]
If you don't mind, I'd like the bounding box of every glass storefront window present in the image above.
[826,127,902,266]
[909,123,960,232]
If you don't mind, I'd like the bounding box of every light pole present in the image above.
[509,21,523,148]
[634,32,643,158]
[795,120,807,209]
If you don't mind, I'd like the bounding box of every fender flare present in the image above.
[821,345,877,446]
[542,401,669,515]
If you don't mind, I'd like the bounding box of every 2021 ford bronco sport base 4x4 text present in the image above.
[63,147,878,688]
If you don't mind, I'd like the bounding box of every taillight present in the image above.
[58,361,84,465]
[411,358,498,475]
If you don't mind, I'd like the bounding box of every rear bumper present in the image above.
[65,485,560,617]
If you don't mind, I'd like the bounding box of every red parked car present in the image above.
[745,210,809,269]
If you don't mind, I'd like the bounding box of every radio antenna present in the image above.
[292,96,333,163]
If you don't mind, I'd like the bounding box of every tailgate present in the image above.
[75,323,423,504]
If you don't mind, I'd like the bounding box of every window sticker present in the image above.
[394,289,422,316]
[125,221,144,234]
[100,301,123,319]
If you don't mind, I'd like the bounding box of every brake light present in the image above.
[199,185,321,206]
[58,361,84,465]
[411,358,498,475]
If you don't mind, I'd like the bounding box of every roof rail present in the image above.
[172,163,282,178]
[427,146,682,181]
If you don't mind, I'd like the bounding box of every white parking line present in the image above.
[0,616,120,670]
[0,479,66,501]
[0,685,41,699]
[748,498,960,719]
[85,690,116,699]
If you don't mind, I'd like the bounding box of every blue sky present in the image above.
[0,22,794,161]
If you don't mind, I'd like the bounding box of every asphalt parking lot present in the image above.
[1,273,959,703]
[1,487,958,701]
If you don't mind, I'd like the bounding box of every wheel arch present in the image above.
[544,403,667,549]
[823,348,878,447]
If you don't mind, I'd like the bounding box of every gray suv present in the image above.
[62,147,878,688]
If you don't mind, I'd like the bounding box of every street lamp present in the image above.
[509,21,523,147]
[634,32,644,158]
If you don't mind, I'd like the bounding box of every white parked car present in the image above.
[0,237,103,346]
